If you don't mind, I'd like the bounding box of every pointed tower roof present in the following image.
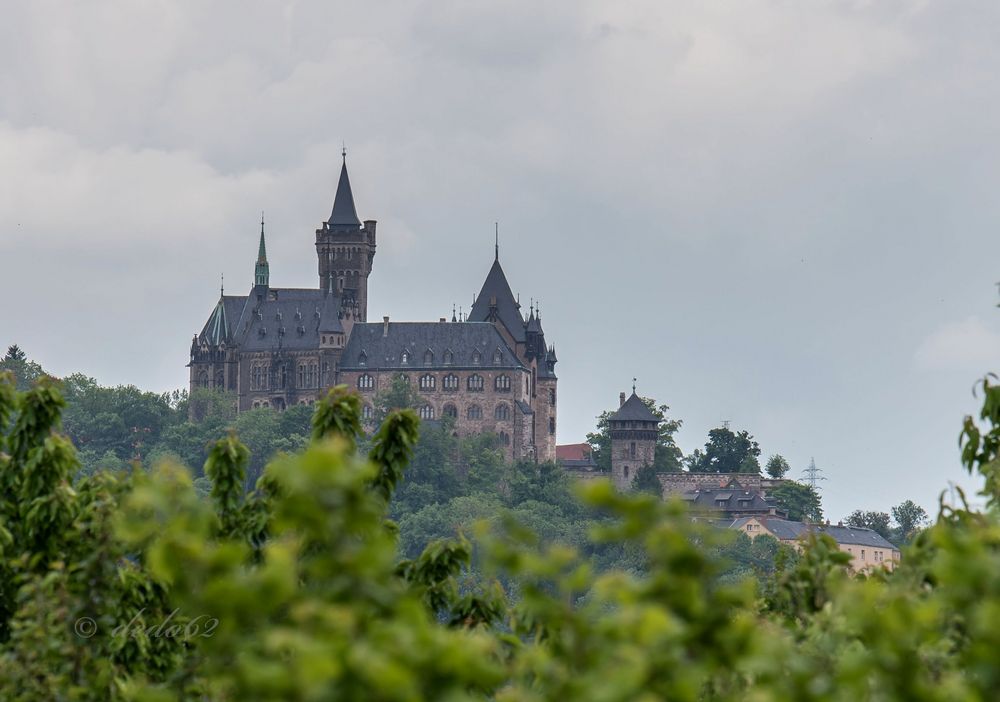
[204,294,231,346]
[328,150,362,228]
[611,392,659,423]
[468,255,525,342]
[255,214,269,287]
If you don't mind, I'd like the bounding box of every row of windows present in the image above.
[360,402,513,422]
[250,363,324,391]
[357,373,512,393]
[358,348,507,367]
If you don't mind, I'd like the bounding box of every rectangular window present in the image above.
[861,550,866,560]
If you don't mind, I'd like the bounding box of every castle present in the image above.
[188,155,558,462]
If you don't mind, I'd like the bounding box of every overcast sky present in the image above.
[3,1,999,520]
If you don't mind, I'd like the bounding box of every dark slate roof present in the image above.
[610,392,659,423]
[684,485,774,514]
[340,321,524,370]
[231,288,344,352]
[468,258,526,343]
[328,158,362,228]
[198,295,247,346]
[730,517,898,549]
[526,313,541,334]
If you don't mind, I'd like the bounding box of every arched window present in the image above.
[472,350,482,365]
[498,431,510,446]
[443,350,453,365]
[624,466,630,479]
[198,370,209,388]
[419,405,435,420]
[495,374,511,392]
[401,350,410,365]
[419,374,436,391]
[467,404,483,420]
[467,374,484,392]
[495,403,510,420]
[493,348,503,365]
[358,374,375,390]
[549,388,556,405]
[443,374,459,391]
[424,350,434,366]
[630,441,636,459]
[549,417,556,434]
[443,403,458,419]
[358,351,367,367]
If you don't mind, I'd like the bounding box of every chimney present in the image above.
[439,317,446,323]
[837,521,843,527]
[619,392,626,407]
[383,316,389,337]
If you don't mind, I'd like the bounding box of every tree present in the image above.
[765,454,790,479]
[769,481,823,521]
[632,464,664,496]
[688,426,761,474]
[891,499,929,543]
[845,510,892,540]
[0,345,45,391]
[586,397,683,473]
[373,374,424,425]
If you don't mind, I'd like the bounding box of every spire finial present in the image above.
[220,273,224,296]
[342,142,346,162]
[452,304,457,323]
[632,377,637,394]
[495,222,499,261]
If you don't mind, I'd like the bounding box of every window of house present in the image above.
[630,441,636,459]
[443,374,458,391]
[424,350,434,366]
[493,348,503,365]
[362,405,374,420]
[358,374,375,391]
[419,405,435,420]
[419,374,436,391]
[358,352,367,367]
[549,417,555,434]
[468,404,483,420]
[495,403,510,420]
[401,350,410,365]
[495,374,511,392]
[624,466,630,479]
[861,550,866,560]
[498,430,510,446]
[443,404,457,419]
[443,350,453,365]
[549,388,556,405]
[468,374,484,391]
[472,350,481,365]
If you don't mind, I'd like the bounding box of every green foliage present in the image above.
[892,499,929,543]
[765,453,791,479]
[0,345,45,392]
[373,374,424,425]
[631,463,663,495]
[688,426,762,473]
[15,364,1000,699]
[586,397,683,472]
[846,509,893,540]
[769,480,824,521]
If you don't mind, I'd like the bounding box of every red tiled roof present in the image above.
[556,443,591,461]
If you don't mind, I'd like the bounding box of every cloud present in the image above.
[914,316,1000,372]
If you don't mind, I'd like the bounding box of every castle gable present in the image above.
[234,288,344,352]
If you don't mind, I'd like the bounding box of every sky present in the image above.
[3,0,1000,521]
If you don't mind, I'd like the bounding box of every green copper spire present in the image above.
[255,212,269,287]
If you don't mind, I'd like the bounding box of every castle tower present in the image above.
[316,151,377,320]
[609,387,658,490]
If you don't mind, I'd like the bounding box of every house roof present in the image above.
[556,443,592,461]
[683,483,775,514]
[468,258,526,343]
[215,288,345,352]
[610,392,659,423]
[732,516,898,550]
[339,321,524,371]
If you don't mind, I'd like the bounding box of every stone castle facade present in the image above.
[188,156,557,462]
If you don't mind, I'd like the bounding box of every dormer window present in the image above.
[358,351,367,367]
[401,350,410,365]
[472,350,482,365]
[493,348,503,365]
[443,350,453,365]
[424,350,434,366]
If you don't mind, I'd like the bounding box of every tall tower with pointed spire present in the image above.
[315,150,377,321]
[255,214,269,288]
